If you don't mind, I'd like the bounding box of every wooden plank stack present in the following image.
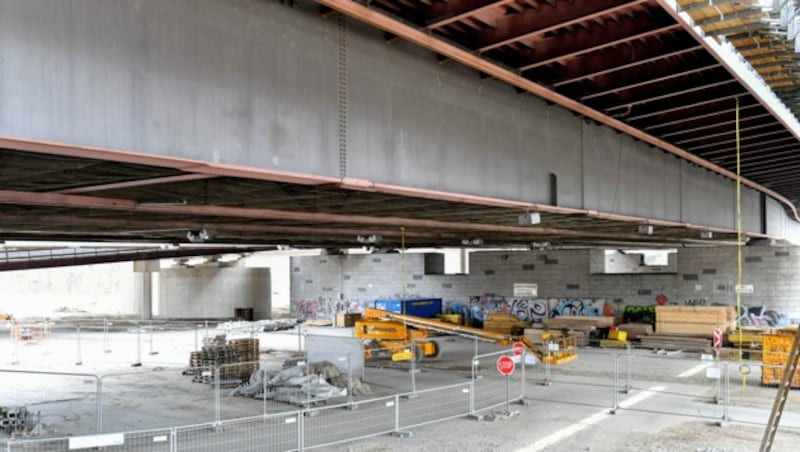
[638,334,711,351]
[483,313,528,335]
[655,306,736,336]
[542,316,615,329]
[616,323,653,340]
[523,328,566,346]
[335,313,361,328]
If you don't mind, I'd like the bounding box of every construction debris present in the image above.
[0,406,41,436]
[226,360,370,406]
[215,319,298,336]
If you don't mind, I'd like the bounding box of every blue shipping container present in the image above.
[374,298,443,318]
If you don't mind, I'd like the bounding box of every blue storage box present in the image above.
[374,298,443,318]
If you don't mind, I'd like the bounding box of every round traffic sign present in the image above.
[497,355,515,376]
[512,341,526,356]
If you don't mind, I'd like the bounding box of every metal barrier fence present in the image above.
[6,346,800,451]
[2,381,485,451]
[1,347,519,451]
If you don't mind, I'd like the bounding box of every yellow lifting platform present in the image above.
[355,308,578,364]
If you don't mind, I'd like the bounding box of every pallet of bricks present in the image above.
[188,335,259,386]
[761,328,800,387]
[639,306,735,351]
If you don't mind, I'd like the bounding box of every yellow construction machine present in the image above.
[354,308,578,364]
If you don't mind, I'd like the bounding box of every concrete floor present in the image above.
[2,323,800,451]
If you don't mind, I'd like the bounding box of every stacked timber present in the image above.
[655,306,736,336]
[638,334,711,351]
[542,316,615,329]
[719,326,770,361]
[483,313,528,335]
[616,323,653,340]
[523,328,566,346]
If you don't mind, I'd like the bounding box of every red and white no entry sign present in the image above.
[511,341,526,356]
[497,355,515,376]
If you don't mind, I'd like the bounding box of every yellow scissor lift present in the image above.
[354,308,578,364]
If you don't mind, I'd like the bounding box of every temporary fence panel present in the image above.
[175,414,299,452]
[525,348,617,409]
[101,367,215,432]
[621,353,723,420]
[216,361,264,422]
[470,350,523,413]
[302,397,396,449]
[397,382,471,429]
[0,370,98,437]
[7,437,69,452]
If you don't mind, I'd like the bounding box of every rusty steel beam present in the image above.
[643,102,761,131]
[0,213,458,240]
[660,112,772,138]
[673,120,778,145]
[603,78,738,112]
[0,136,340,186]
[698,136,797,157]
[476,0,645,52]
[316,0,799,221]
[0,188,763,242]
[53,174,218,194]
[427,0,518,29]
[517,23,683,72]
[0,247,273,272]
[580,62,720,101]
[552,41,703,87]
[687,129,791,151]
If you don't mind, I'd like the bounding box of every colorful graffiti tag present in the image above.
[292,296,610,322]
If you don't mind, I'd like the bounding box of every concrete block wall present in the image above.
[158,266,271,319]
[291,246,800,320]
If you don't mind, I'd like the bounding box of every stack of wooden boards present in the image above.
[655,306,736,335]
[632,306,735,351]
[483,313,529,335]
[519,316,614,347]
[719,327,768,361]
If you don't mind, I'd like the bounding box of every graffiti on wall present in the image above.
[292,296,609,322]
[447,297,607,324]
[682,298,707,306]
[549,298,605,317]
[293,298,374,319]
[509,298,550,322]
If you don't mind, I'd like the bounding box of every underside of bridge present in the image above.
[2,0,800,268]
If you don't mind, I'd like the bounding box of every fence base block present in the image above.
[714,420,730,428]
[515,398,531,406]
[390,430,413,438]
[469,410,520,422]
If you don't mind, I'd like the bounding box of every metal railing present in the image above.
[6,347,800,451]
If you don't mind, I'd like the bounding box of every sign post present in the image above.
[497,355,515,412]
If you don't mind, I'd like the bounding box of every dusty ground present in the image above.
[328,419,800,452]
[2,322,800,451]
